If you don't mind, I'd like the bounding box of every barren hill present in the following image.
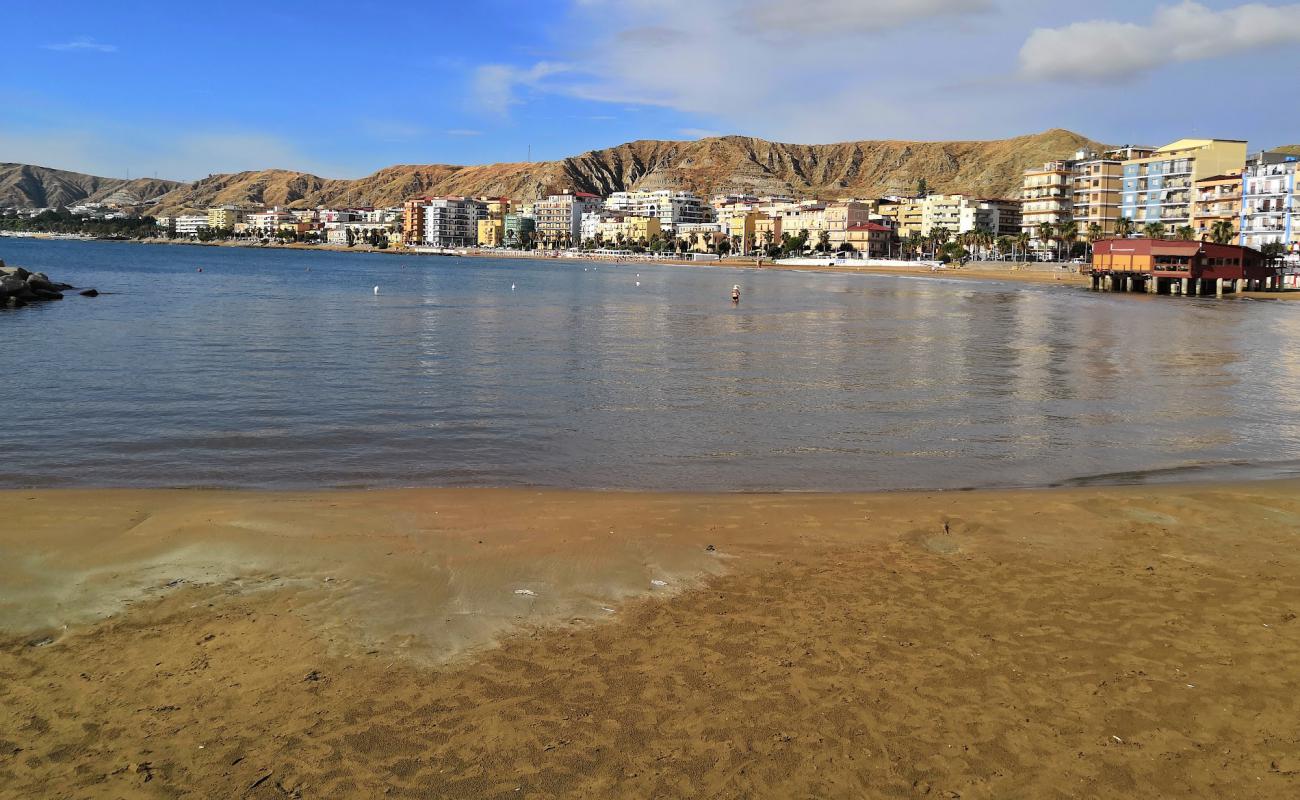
[0,163,180,210]
[146,129,1103,215]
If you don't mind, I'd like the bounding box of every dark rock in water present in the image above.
[80,288,99,297]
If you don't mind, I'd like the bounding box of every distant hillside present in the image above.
[145,129,1105,215]
[0,163,181,210]
[1271,145,1300,157]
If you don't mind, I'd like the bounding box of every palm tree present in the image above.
[1115,217,1135,238]
[906,231,924,260]
[1057,221,1079,261]
[817,229,831,254]
[1015,231,1031,262]
[1210,219,1236,245]
[761,229,774,253]
[995,235,1013,261]
[1143,222,1167,240]
[1035,222,1054,260]
[1085,222,1104,259]
[1175,225,1195,241]
[929,226,951,259]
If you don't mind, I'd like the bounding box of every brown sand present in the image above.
[3,483,1299,798]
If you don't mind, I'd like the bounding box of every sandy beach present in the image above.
[3,483,1299,798]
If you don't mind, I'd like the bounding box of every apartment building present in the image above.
[753,214,782,249]
[477,218,505,247]
[1121,139,1248,231]
[1192,172,1243,242]
[962,199,1022,237]
[1070,146,1154,235]
[206,206,245,229]
[247,208,298,233]
[892,195,1011,238]
[503,213,535,248]
[589,215,661,246]
[842,222,893,257]
[605,190,712,232]
[422,197,484,247]
[402,198,430,244]
[173,214,209,237]
[821,201,875,248]
[1022,160,1074,247]
[1240,154,1299,258]
[534,192,602,247]
[720,210,759,253]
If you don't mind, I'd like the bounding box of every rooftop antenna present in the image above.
[527,144,531,162]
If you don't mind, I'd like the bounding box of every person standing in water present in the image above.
[731,285,741,304]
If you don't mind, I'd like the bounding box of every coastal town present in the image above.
[8,137,1296,276]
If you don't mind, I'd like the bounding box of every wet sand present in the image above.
[3,483,1299,798]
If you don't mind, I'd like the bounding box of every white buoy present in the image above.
[511,283,516,290]
[373,285,379,295]
[636,281,641,287]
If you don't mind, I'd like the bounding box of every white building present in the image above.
[1240,155,1299,260]
[247,208,298,233]
[422,197,484,247]
[173,214,209,237]
[605,190,713,233]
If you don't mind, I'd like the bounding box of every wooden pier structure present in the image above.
[1088,239,1281,297]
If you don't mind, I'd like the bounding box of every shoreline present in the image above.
[4,480,1300,796]
[11,233,1105,289]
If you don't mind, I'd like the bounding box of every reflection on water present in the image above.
[3,238,1300,491]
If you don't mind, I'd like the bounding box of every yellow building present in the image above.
[206,207,245,230]
[477,218,505,247]
[894,200,924,237]
[1192,172,1243,242]
[595,215,661,245]
[721,211,758,253]
[478,197,512,220]
[753,215,782,250]
[1122,139,1248,231]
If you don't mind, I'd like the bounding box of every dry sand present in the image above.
[3,483,1299,798]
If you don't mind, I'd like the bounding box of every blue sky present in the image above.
[6,0,1300,180]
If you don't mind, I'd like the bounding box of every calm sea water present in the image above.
[3,237,1300,491]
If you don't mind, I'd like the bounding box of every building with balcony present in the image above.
[206,206,246,230]
[173,214,209,237]
[477,218,505,247]
[247,208,298,235]
[421,197,484,247]
[1240,154,1299,260]
[720,210,759,253]
[605,190,713,233]
[1192,172,1242,242]
[503,213,535,248]
[951,198,1022,237]
[1068,146,1155,236]
[1121,139,1247,232]
[534,192,601,248]
[842,222,893,257]
[1022,160,1074,247]
[402,198,430,244]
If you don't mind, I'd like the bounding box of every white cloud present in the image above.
[463,0,1008,140]
[678,128,723,139]
[44,36,117,53]
[471,61,571,115]
[1020,2,1300,82]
